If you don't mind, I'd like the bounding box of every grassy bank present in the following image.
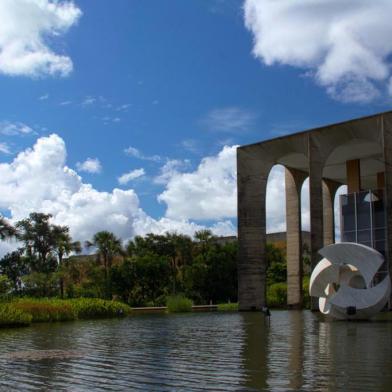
[217,302,238,311]
[0,298,131,327]
[166,295,193,313]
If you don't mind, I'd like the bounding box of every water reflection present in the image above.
[241,312,269,391]
[0,312,391,390]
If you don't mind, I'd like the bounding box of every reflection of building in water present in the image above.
[241,311,307,391]
[240,313,269,391]
[287,311,304,390]
[313,317,392,391]
[237,111,392,310]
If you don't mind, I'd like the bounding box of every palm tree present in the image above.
[0,216,16,241]
[194,229,215,262]
[165,232,193,294]
[52,225,81,298]
[86,231,123,298]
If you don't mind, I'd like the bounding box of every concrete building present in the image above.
[216,231,310,250]
[237,111,392,310]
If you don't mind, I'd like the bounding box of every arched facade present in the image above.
[237,111,392,311]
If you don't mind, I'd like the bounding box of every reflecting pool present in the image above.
[0,310,391,391]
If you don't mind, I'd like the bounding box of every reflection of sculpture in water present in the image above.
[310,242,391,320]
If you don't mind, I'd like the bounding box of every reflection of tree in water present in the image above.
[0,322,82,389]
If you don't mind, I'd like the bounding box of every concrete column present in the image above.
[346,159,361,193]
[237,148,272,310]
[381,114,392,307]
[285,167,307,309]
[322,179,341,246]
[308,134,325,310]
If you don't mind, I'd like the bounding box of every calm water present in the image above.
[0,311,392,391]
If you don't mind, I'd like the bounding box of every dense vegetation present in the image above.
[0,212,309,315]
[0,213,237,307]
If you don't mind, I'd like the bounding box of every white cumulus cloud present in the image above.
[76,158,102,174]
[244,0,392,102]
[0,0,81,77]
[0,135,238,257]
[118,168,145,185]
[158,146,238,220]
[154,159,190,185]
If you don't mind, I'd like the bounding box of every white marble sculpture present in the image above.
[309,242,391,320]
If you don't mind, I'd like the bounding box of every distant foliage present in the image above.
[217,302,238,311]
[267,282,287,307]
[166,295,193,313]
[0,214,239,306]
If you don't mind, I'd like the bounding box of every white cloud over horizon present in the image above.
[158,146,238,220]
[76,158,102,174]
[0,135,237,257]
[0,133,349,258]
[244,0,392,102]
[0,0,82,78]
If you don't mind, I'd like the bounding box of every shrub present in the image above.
[217,302,238,311]
[0,303,32,327]
[267,282,287,308]
[13,299,76,322]
[69,298,131,319]
[166,295,193,313]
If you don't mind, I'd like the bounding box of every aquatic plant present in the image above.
[0,303,32,327]
[166,295,193,313]
[13,299,76,322]
[217,302,238,311]
[69,298,131,319]
[8,298,131,324]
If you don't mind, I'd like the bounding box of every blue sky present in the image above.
[1,0,392,251]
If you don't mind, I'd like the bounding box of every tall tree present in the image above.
[52,225,81,297]
[86,231,123,298]
[16,213,57,273]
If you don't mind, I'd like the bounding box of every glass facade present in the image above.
[340,189,388,281]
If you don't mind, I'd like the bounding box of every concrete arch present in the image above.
[237,112,392,311]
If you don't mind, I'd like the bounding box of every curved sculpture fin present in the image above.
[319,242,384,288]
